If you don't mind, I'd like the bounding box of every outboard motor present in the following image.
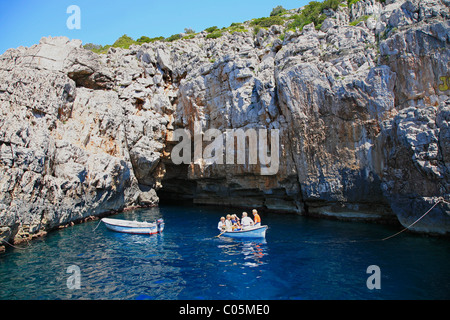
[156,219,164,232]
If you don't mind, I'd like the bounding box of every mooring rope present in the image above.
[1,218,104,251]
[1,239,30,250]
[381,198,445,241]
[1,228,26,250]
[93,219,102,231]
[302,197,448,244]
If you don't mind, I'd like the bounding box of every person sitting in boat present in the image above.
[241,212,254,229]
[225,214,233,231]
[252,209,261,226]
[218,216,226,231]
[231,214,241,231]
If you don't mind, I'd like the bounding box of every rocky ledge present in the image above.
[1,0,449,249]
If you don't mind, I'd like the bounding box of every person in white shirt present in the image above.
[241,212,254,229]
[217,217,226,231]
[225,214,233,231]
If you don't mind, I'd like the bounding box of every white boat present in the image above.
[102,218,164,235]
[220,225,268,239]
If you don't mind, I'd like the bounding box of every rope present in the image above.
[2,218,104,251]
[381,198,443,241]
[1,218,104,251]
[1,239,30,250]
[0,227,34,250]
[301,197,447,244]
[299,239,380,245]
[93,219,102,231]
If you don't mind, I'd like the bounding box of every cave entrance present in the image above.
[156,162,197,204]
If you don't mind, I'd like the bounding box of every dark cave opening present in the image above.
[156,161,197,204]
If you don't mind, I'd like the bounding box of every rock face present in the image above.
[1,0,449,246]
[0,38,167,244]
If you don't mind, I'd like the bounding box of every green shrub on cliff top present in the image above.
[166,34,182,42]
[84,34,135,54]
[206,30,223,39]
[112,34,136,49]
[251,15,285,28]
[136,36,165,44]
[287,0,341,31]
[205,26,219,33]
[223,23,248,35]
[270,5,287,16]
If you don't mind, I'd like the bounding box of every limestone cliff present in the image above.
[1,0,449,247]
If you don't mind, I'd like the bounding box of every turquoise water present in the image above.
[0,204,449,300]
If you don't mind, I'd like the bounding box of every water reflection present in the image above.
[217,238,268,268]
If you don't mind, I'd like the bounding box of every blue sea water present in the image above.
[0,204,449,300]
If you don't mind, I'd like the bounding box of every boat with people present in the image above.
[217,209,267,239]
[102,218,164,235]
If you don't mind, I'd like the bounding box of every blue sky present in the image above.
[0,0,308,54]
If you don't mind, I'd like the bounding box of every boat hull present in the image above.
[221,225,268,238]
[102,218,164,235]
